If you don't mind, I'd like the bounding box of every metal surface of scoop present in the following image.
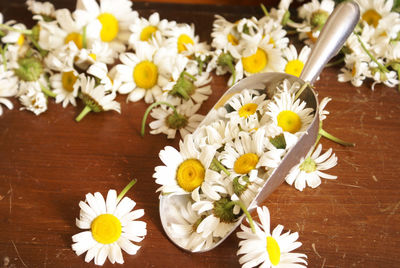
[159,1,360,252]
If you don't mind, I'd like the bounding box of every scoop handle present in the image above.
[300,1,360,84]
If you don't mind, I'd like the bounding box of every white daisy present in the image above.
[0,65,18,116]
[153,133,217,196]
[285,143,337,191]
[193,119,240,149]
[211,15,241,55]
[76,0,138,53]
[75,74,121,122]
[76,40,117,69]
[258,19,289,50]
[50,68,80,108]
[338,53,370,87]
[282,44,311,78]
[26,0,56,20]
[72,189,147,265]
[164,23,207,57]
[87,62,117,92]
[148,100,204,139]
[18,81,48,115]
[237,206,307,268]
[231,169,265,209]
[265,91,314,136]
[269,0,293,24]
[318,96,331,121]
[356,0,394,28]
[115,42,171,103]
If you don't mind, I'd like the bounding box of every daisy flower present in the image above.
[26,0,56,20]
[75,74,121,122]
[76,0,138,53]
[231,169,265,209]
[338,53,370,87]
[87,62,117,92]
[72,181,147,266]
[285,143,337,191]
[50,68,80,108]
[164,23,207,57]
[193,119,240,149]
[265,91,314,136]
[115,42,171,103]
[146,100,204,139]
[153,133,217,196]
[258,19,289,51]
[356,0,394,28]
[0,65,18,116]
[211,15,241,55]
[237,206,307,268]
[18,80,48,115]
[76,40,117,69]
[282,44,311,78]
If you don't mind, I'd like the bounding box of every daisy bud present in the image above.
[14,56,43,82]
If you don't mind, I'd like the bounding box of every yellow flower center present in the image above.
[140,25,158,41]
[97,13,119,42]
[277,110,302,134]
[266,236,281,266]
[362,9,381,28]
[306,31,317,43]
[268,37,275,47]
[133,60,158,89]
[351,63,357,77]
[61,71,78,92]
[89,53,97,61]
[176,159,205,192]
[234,153,259,174]
[238,103,258,118]
[91,214,122,244]
[285,59,304,77]
[177,34,194,53]
[64,32,83,49]
[242,48,268,74]
[17,34,25,47]
[227,33,238,46]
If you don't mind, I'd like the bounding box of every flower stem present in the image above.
[319,128,355,147]
[260,4,269,17]
[355,33,389,73]
[235,200,256,234]
[117,178,137,202]
[141,101,178,137]
[75,105,92,122]
[212,157,231,176]
[40,83,56,98]
[294,82,310,100]
[227,61,236,87]
[82,26,87,49]
[183,71,197,81]
[326,57,345,67]
[0,24,32,35]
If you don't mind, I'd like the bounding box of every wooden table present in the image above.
[0,1,399,267]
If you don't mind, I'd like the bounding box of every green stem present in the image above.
[355,33,389,73]
[260,4,269,17]
[0,24,32,35]
[326,57,345,67]
[40,83,56,98]
[294,82,310,100]
[117,178,137,202]
[82,26,87,49]
[29,36,47,57]
[235,200,256,234]
[319,128,355,147]
[75,105,92,122]
[0,44,8,70]
[183,71,197,81]
[212,157,231,176]
[227,61,236,87]
[141,101,178,137]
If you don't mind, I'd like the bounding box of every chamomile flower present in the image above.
[231,169,265,209]
[76,40,117,69]
[259,19,289,51]
[148,100,204,139]
[76,0,138,53]
[318,97,331,121]
[356,0,394,28]
[18,81,48,115]
[265,91,314,136]
[115,42,171,103]
[338,53,370,87]
[211,15,241,54]
[75,74,121,122]
[26,0,56,20]
[282,44,311,78]
[164,23,206,57]
[87,62,116,92]
[153,134,217,196]
[0,66,18,115]
[128,12,175,46]
[269,0,293,24]
[50,68,80,108]
[237,206,307,268]
[193,120,240,149]
[285,143,337,191]
[72,187,147,265]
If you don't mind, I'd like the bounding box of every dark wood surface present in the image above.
[0,1,399,267]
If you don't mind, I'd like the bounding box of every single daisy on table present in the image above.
[115,42,171,103]
[72,180,147,266]
[285,143,337,191]
[153,133,217,196]
[265,90,314,136]
[282,44,311,78]
[237,206,307,268]
[75,0,138,53]
[50,67,80,108]
[75,74,121,122]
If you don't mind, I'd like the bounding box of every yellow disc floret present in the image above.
[17,34,25,47]
[362,9,381,28]
[64,32,83,49]
[238,103,258,118]
[277,110,302,134]
[234,153,259,174]
[61,71,78,92]
[140,25,158,41]
[227,33,238,46]
[91,214,122,244]
[285,59,304,77]
[177,34,194,53]
[266,236,281,266]
[176,159,205,192]
[133,60,158,89]
[242,48,268,74]
[97,13,119,42]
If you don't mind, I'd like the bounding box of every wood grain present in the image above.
[0,1,399,267]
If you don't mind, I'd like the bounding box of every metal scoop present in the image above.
[159,1,360,252]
